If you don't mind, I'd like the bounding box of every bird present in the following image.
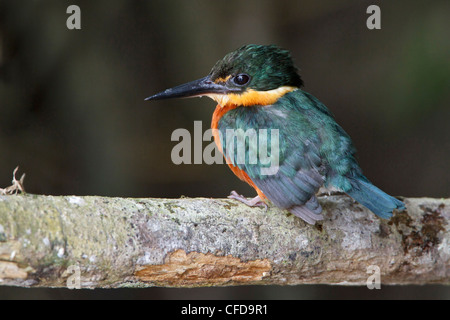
[145,44,405,224]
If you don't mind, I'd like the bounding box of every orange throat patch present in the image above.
[207,86,297,108]
[210,85,297,148]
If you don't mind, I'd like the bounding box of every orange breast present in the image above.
[207,86,297,201]
[211,103,267,200]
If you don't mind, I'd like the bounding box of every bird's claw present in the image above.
[228,190,268,211]
[316,186,345,197]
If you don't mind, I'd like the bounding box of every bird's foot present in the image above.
[228,190,268,210]
[316,186,345,197]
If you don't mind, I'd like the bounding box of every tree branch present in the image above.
[0,194,448,288]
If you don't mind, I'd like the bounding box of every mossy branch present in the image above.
[0,194,448,288]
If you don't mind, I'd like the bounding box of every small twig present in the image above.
[0,166,26,195]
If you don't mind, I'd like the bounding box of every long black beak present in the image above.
[145,76,238,101]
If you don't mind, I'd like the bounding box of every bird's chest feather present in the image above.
[212,104,289,176]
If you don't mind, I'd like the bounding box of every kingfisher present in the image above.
[146,44,405,224]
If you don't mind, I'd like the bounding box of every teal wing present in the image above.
[218,90,354,223]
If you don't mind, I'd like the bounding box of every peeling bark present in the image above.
[0,194,448,288]
[135,249,271,286]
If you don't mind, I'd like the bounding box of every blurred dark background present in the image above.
[0,0,449,299]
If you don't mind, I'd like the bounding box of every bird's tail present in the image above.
[346,178,405,219]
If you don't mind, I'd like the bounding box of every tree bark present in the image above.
[0,194,448,288]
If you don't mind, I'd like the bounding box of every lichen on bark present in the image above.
[0,194,448,288]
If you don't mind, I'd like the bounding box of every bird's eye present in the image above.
[233,74,250,86]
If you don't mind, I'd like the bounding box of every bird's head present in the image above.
[146,44,303,107]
